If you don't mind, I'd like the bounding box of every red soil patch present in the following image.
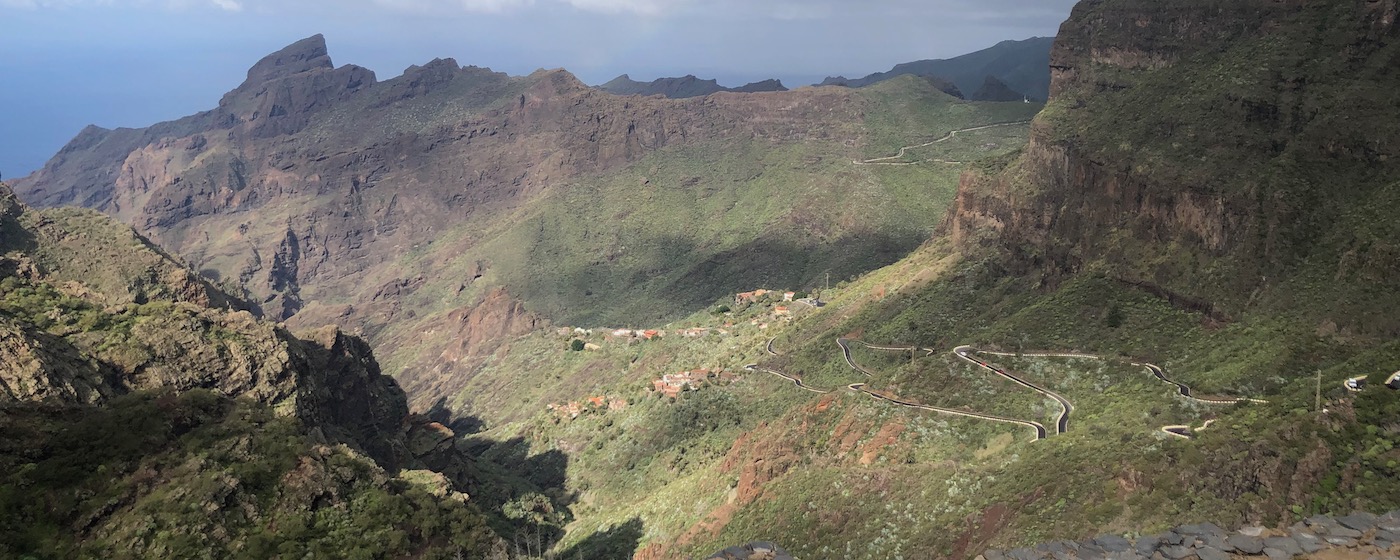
[859,420,906,466]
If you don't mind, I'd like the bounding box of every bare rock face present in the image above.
[0,317,115,404]
[398,286,542,411]
[217,33,375,140]
[238,33,334,86]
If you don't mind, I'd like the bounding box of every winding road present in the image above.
[836,338,1049,441]
[1137,363,1269,405]
[751,337,1271,443]
[743,363,831,395]
[954,346,1075,434]
[1160,419,1217,440]
[853,121,1032,166]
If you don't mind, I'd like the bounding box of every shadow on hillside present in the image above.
[531,229,927,326]
[414,401,580,555]
[556,517,646,560]
[424,397,485,434]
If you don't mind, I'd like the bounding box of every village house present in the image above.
[547,401,586,419]
[652,370,712,398]
[783,291,796,301]
[611,328,634,338]
[774,306,790,316]
[735,289,771,304]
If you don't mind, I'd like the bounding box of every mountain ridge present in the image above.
[598,74,789,98]
[819,37,1054,100]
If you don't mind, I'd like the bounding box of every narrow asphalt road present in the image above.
[853,121,1033,166]
[744,364,830,394]
[954,346,1075,434]
[1138,363,1269,405]
[751,338,1271,443]
[836,338,1049,441]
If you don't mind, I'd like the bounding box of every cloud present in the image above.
[0,0,1079,23]
[559,0,675,16]
[1,0,245,9]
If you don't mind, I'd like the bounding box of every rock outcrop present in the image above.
[0,179,507,556]
[0,180,410,465]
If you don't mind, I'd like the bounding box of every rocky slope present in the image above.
[598,74,789,98]
[0,180,508,557]
[946,0,1400,337]
[820,37,1054,100]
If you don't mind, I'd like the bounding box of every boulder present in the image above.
[1198,535,1233,552]
[1008,547,1042,560]
[1262,548,1290,560]
[1263,536,1302,557]
[1135,535,1164,557]
[1289,532,1325,553]
[1195,546,1230,560]
[1337,512,1379,532]
[1227,534,1264,554]
[1096,535,1134,553]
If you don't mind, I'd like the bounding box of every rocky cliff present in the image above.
[946,0,1400,335]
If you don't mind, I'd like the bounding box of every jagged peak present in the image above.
[404,57,461,75]
[241,34,334,88]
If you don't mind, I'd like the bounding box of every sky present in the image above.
[0,0,1078,178]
